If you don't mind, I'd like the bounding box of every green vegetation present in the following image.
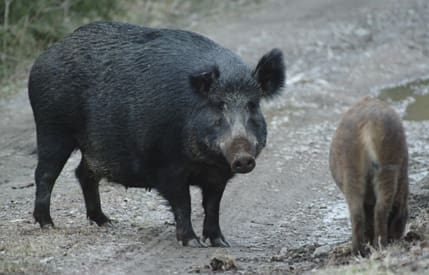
[0,0,119,83]
[0,0,258,91]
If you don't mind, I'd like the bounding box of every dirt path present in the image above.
[1,0,429,274]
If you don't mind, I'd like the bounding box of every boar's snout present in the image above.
[231,153,255,173]
[224,137,256,174]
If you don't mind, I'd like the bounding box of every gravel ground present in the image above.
[1,0,429,274]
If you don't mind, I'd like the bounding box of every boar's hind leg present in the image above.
[158,184,205,247]
[202,183,230,247]
[75,158,110,226]
[373,167,398,248]
[33,132,76,228]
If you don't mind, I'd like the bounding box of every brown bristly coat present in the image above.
[329,97,409,255]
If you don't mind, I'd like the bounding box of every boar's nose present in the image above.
[231,154,256,174]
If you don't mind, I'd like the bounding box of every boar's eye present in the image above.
[247,101,258,113]
[214,117,224,127]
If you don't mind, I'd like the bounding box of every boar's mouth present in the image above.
[224,137,256,174]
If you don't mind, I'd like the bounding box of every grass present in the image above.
[0,0,119,92]
[318,208,429,275]
[0,0,260,98]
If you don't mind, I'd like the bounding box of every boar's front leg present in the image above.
[170,189,205,247]
[202,183,230,247]
[75,157,111,226]
[158,177,205,247]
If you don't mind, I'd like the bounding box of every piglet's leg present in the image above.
[374,166,398,248]
[344,175,367,255]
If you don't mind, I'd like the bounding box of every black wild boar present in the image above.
[29,21,285,247]
[329,97,409,255]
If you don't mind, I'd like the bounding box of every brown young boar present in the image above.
[329,97,409,255]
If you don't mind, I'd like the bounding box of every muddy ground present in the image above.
[1,0,429,274]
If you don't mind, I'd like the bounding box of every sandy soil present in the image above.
[1,0,429,274]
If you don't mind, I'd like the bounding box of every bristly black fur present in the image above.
[29,21,286,247]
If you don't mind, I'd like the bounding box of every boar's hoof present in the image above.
[99,220,114,228]
[40,223,55,230]
[88,214,112,227]
[89,219,113,227]
[34,212,54,228]
[183,238,207,248]
[210,237,231,247]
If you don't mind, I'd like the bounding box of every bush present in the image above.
[0,0,119,81]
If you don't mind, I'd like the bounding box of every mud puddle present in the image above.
[378,78,429,121]
[377,78,429,185]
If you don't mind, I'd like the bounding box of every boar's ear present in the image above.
[189,66,220,96]
[253,48,286,98]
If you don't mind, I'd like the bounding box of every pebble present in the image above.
[312,245,331,257]
[279,247,288,256]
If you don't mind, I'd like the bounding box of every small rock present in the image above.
[404,231,424,242]
[270,255,283,262]
[271,246,289,262]
[40,256,54,264]
[420,240,429,248]
[210,253,237,271]
[9,218,26,223]
[279,247,288,256]
[189,265,203,273]
[279,221,288,228]
[312,245,331,257]
[354,28,370,37]
[410,245,422,255]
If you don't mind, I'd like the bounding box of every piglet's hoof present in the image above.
[183,238,207,248]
